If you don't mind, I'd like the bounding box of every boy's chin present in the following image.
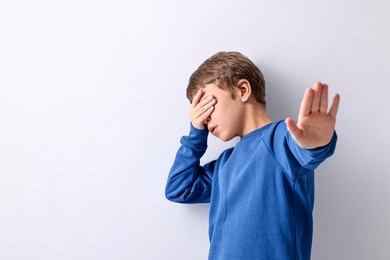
[218,134,235,142]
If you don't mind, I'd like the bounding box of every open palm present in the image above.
[286,82,340,149]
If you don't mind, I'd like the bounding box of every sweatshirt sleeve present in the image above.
[287,130,337,171]
[267,121,338,179]
[165,123,215,204]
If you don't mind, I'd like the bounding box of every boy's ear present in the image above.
[237,79,252,102]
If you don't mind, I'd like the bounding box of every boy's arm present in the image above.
[285,82,340,149]
[165,124,215,203]
[165,89,217,203]
[267,82,339,177]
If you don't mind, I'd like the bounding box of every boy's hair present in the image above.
[187,51,266,108]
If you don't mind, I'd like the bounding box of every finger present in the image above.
[191,95,215,115]
[191,89,204,108]
[299,88,314,117]
[310,82,323,112]
[329,93,340,118]
[191,89,203,108]
[319,84,328,113]
[201,106,215,122]
[194,95,215,113]
[285,117,302,141]
[193,106,215,127]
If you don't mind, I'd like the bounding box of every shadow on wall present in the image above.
[257,61,301,121]
[186,203,210,217]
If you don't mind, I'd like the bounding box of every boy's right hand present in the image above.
[190,89,216,130]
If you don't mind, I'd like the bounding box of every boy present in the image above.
[165,51,340,260]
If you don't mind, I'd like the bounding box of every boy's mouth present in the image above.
[208,126,217,135]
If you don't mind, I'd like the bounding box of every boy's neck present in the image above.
[239,102,273,138]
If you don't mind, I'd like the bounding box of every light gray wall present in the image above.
[0,0,389,259]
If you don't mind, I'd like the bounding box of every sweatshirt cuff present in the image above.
[181,122,209,147]
[306,131,338,156]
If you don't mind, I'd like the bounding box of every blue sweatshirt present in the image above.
[165,120,337,260]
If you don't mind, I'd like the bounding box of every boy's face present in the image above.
[202,83,244,142]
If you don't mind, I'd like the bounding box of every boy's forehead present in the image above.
[202,83,231,98]
[203,83,219,94]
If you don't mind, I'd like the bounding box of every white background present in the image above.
[0,0,389,259]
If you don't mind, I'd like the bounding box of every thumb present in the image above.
[285,117,302,141]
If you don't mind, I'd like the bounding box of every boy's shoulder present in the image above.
[218,120,287,154]
[213,120,288,167]
[240,119,287,142]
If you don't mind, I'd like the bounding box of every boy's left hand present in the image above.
[286,82,340,149]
